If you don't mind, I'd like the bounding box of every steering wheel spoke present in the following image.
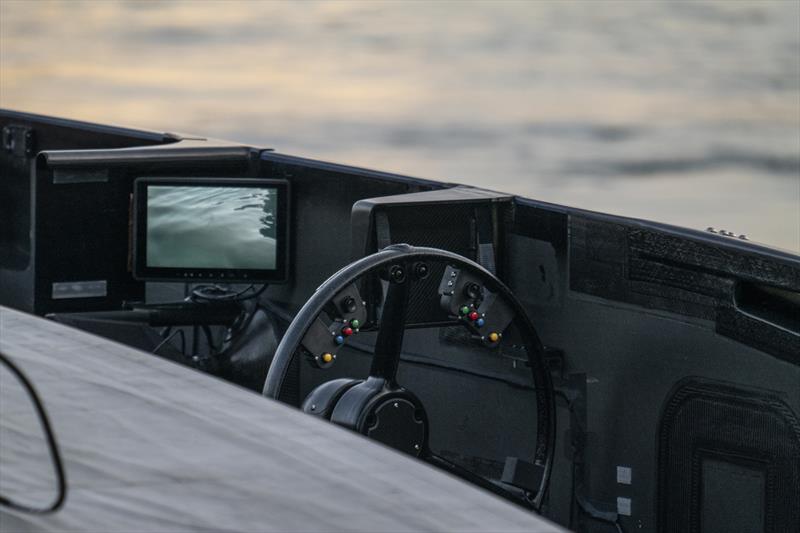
[370,267,411,384]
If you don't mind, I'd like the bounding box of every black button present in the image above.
[342,296,358,313]
[464,282,481,299]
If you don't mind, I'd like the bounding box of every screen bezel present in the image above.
[132,177,290,283]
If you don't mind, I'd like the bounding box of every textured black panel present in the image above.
[716,305,800,366]
[384,204,476,255]
[569,216,800,363]
[657,378,800,533]
[569,217,630,301]
[383,204,477,324]
[628,229,800,291]
[510,200,568,248]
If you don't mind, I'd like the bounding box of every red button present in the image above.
[468,311,479,321]
[342,326,354,336]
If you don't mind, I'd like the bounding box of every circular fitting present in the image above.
[341,296,358,314]
[464,282,482,300]
[413,262,430,279]
[389,265,406,283]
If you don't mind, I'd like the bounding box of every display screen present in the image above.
[147,185,277,269]
[133,178,289,282]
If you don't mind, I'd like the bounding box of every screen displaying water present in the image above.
[147,186,277,270]
[1,1,798,251]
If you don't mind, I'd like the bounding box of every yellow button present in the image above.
[321,352,334,363]
[488,332,500,343]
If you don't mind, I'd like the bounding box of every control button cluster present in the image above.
[332,318,361,347]
[458,299,502,345]
[440,265,512,348]
[302,284,368,370]
[314,316,364,368]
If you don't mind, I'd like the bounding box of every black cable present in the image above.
[233,283,268,301]
[141,283,268,360]
[259,299,295,324]
[575,488,625,529]
[0,351,67,514]
[152,328,186,356]
[190,288,263,357]
[189,283,268,303]
[201,325,216,353]
[192,324,199,357]
[221,300,260,348]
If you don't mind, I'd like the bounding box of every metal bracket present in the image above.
[2,125,36,158]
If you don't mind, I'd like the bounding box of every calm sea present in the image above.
[1,0,798,251]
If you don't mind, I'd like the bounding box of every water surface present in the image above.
[1,0,797,251]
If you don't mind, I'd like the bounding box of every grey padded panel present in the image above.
[0,306,561,532]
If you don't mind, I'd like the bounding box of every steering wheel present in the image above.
[263,244,555,510]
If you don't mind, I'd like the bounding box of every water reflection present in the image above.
[147,186,277,269]
[1,0,797,251]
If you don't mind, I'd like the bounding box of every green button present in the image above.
[351,319,361,329]
[460,306,470,315]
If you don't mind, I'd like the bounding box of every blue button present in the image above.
[476,318,485,327]
[335,335,345,345]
